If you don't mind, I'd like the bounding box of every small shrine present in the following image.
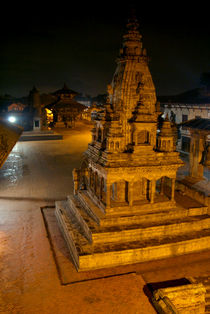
[55,16,210,271]
[181,118,210,178]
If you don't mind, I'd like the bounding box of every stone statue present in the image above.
[107,84,113,95]
[203,144,210,167]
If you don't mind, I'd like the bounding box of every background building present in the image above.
[159,87,210,152]
[0,84,86,130]
[45,84,85,128]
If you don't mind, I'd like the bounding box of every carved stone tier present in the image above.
[55,190,210,271]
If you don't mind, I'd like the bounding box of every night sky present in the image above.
[1,2,210,98]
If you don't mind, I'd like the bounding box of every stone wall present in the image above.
[176,180,210,211]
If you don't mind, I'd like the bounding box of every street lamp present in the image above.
[8,116,16,123]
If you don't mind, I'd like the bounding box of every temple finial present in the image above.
[126,6,139,31]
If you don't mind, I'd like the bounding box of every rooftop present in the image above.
[180,118,210,131]
[52,83,78,97]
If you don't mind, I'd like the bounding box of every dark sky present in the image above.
[1,2,210,98]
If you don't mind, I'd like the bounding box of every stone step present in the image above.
[91,226,210,252]
[66,193,210,244]
[106,200,177,216]
[106,202,208,218]
[55,205,210,271]
[77,190,105,224]
[61,195,210,246]
[75,191,210,246]
[55,204,91,271]
[101,210,209,229]
[55,200,91,243]
[78,190,208,229]
[91,215,210,245]
[79,231,210,271]
[55,202,82,270]
[66,195,100,234]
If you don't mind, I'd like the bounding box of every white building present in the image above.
[159,88,210,152]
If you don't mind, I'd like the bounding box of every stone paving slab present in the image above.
[19,132,63,141]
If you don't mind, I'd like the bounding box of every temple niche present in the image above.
[55,15,210,272]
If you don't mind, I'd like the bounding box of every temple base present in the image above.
[55,190,210,271]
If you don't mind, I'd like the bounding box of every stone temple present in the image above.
[55,16,210,271]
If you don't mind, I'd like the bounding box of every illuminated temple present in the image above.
[55,16,210,271]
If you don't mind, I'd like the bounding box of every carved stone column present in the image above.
[99,177,105,201]
[128,181,134,206]
[88,169,92,187]
[150,179,156,204]
[72,168,80,195]
[171,178,175,202]
[94,172,98,195]
[160,177,165,196]
[106,182,111,208]
[189,131,206,179]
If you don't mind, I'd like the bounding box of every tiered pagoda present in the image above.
[46,84,85,127]
[55,16,210,271]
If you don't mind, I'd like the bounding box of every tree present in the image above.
[200,72,210,89]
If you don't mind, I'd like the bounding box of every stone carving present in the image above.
[107,84,113,95]
[152,283,206,313]
[204,145,210,167]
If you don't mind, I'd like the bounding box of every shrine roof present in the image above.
[180,118,210,131]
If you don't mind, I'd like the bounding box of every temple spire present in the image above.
[108,13,157,147]
[120,12,143,59]
[126,7,139,30]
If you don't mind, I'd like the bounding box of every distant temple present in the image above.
[55,15,210,274]
[46,83,85,127]
[0,84,85,130]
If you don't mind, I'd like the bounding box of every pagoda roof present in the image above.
[52,83,78,96]
[45,99,85,111]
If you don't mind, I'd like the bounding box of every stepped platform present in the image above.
[55,190,210,271]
